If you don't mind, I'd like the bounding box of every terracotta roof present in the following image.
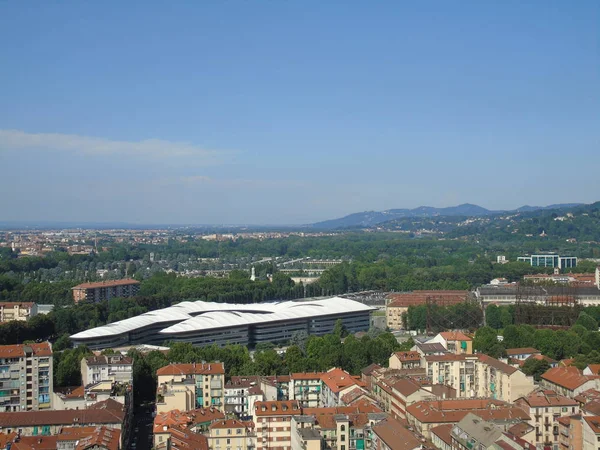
[574,389,600,404]
[560,358,576,367]
[72,279,140,290]
[583,400,600,415]
[372,417,422,450]
[291,372,324,380]
[340,387,370,405]
[0,342,52,358]
[169,425,209,450]
[302,403,382,429]
[406,399,529,424]
[254,400,301,417]
[391,378,421,397]
[541,366,598,391]
[0,302,35,308]
[517,389,577,407]
[321,368,365,394]
[583,416,600,434]
[0,408,124,427]
[392,351,421,362]
[153,407,224,433]
[276,375,291,382]
[157,362,225,376]
[209,419,253,430]
[11,436,59,450]
[587,364,600,375]
[505,347,541,356]
[55,385,85,399]
[430,424,453,445]
[507,421,534,438]
[73,426,120,450]
[387,291,468,308]
[361,363,382,376]
[0,432,18,449]
[439,331,472,342]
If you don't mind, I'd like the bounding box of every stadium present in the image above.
[70,297,375,350]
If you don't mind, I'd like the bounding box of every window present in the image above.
[341,425,346,431]
[227,429,232,435]
[216,430,220,436]
[236,429,242,435]
[227,439,231,445]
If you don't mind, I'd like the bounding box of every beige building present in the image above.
[71,279,140,303]
[515,389,579,448]
[424,353,535,402]
[558,415,583,450]
[156,362,225,411]
[540,366,600,398]
[253,400,301,450]
[0,342,53,411]
[385,291,469,330]
[208,419,255,450]
[427,331,473,355]
[0,302,37,322]
[582,416,600,450]
[388,351,421,370]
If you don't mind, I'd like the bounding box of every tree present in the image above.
[53,334,72,351]
[576,312,598,331]
[522,358,551,381]
[473,326,501,356]
[333,319,348,339]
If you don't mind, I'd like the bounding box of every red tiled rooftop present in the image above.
[72,279,140,290]
[0,342,52,358]
[156,362,225,376]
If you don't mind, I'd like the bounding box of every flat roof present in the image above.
[71,297,375,340]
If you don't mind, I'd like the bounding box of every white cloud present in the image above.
[0,129,229,163]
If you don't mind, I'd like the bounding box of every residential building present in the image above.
[430,424,452,450]
[156,362,225,412]
[320,368,366,407]
[225,376,277,418]
[517,254,577,269]
[427,331,473,355]
[405,399,529,438]
[412,342,448,357]
[156,425,209,450]
[451,413,504,449]
[289,372,324,408]
[540,366,600,398]
[583,365,600,376]
[557,415,583,450]
[424,353,535,402]
[81,355,133,386]
[385,291,469,330]
[514,389,578,448]
[52,385,85,410]
[388,351,421,370]
[208,419,255,450]
[3,426,121,450]
[0,342,53,411]
[371,416,422,450]
[582,416,600,450]
[360,364,381,388]
[71,279,140,303]
[505,348,542,361]
[0,302,37,322]
[253,400,302,450]
[153,407,224,448]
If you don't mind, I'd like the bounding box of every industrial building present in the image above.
[70,297,375,350]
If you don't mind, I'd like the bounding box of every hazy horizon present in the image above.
[1,2,598,225]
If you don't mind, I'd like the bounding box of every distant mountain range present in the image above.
[310,203,584,229]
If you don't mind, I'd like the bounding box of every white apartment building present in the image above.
[0,343,53,411]
[80,354,133,386]
[289,372,323,408]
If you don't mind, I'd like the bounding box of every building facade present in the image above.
[0,302,38,322]
[0,343,53,412]
[81,355,133,386]
[71,279,141,304]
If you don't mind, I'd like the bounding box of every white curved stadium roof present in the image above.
[70,297,375,340]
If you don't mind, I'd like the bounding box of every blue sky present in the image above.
[0,1,598,225]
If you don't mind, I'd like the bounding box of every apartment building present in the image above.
[208,419,255,450]
[557,415,583,450]
[424,353,535,402]
[428,331,473,355]
[505,348,542,361]
[320,368,366,407]
[515,389,579,448]
[253,400,302,450]
[385,291,469,330]
[153,407,224,448]
[289,372,323,408]
[371,416,422,450]
[0,426,121,450]
[388,351,421,370]
[0,342,52,411]
[225,376,277,418]
[156,362,225,411]
[582,416,600,449]
[81,355,133,386]
[540,366,600,398]
[0,302,37,322]
[71,279,140,303]
[405,399,530,438]
[292,403,386,450]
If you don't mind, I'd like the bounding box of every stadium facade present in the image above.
[70,297,375,350]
